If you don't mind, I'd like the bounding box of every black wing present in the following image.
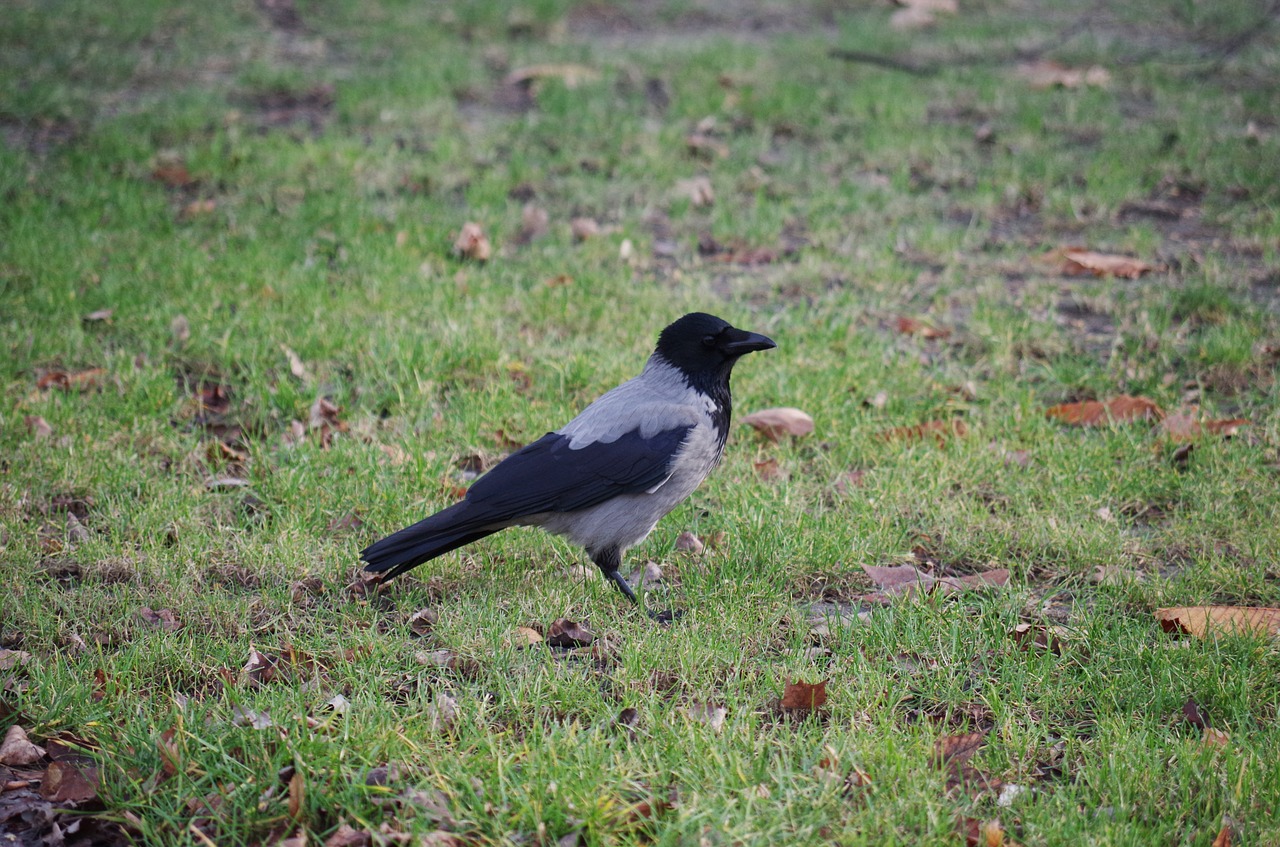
[466,426,692,519]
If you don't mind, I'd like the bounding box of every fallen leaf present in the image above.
[509,626,544,647]
[682,702,727,733]
[1202,727,1230,749]
[674,531,704,554]
[570,217,601,241]
[1046,395,1164,426]
[171,314,191,344]
[138,607,182,632]
[24,415,52,439]
[1010,623,1063,654]
[325,823,372,847]
[409,608,439,637]
[934,732,987,769]
[0,726,45,766]
[959,817,1006,847]
[452,222,491,262]
[1017,61,1111,89]
[1156,606,1280,638]
[547,618,594,648]
[675,176,714,207]
[878,419,968,444]
[281,345,309,380]
[741,407,815,442]
[1182,696,1208,730]
[240,649,274,686]
[894,316,951,339]
[231,705,274,729]
[288,768,305,818]
[518,204,549,243]
[862,563,1009,597]
[1213,822,1233,847]
[414,650,481,679]
[505,63,600,88]
[753,457,786,481]
[426,692,459,731]
[0,649,32,671]
[1159,411,1249,442]
[83,308,114,323]
[1056,248,1154,279]
[37,367,106,392]
[152,161,195,188]
[779,679,828,712]
[38,760,99,804]
[685,132,728,158]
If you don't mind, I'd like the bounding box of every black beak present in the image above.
[721,328,777,356]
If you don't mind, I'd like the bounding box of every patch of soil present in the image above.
[234,84,335,134]
[0,117,79,156]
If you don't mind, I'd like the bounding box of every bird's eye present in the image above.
[701,334,718,348]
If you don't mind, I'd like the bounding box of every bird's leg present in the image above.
[591,546,639,605]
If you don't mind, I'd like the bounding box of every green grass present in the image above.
[3,0,1280,844]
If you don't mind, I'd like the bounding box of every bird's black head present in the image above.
[653,312,776,390]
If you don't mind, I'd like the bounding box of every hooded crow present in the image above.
[360,312,776,610]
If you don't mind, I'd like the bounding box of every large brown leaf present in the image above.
[1156,606,1280,638]
[1045,395,1163,426]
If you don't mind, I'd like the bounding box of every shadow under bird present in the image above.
[360,312,776,613]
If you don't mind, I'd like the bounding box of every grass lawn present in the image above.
[3,0,1280,844]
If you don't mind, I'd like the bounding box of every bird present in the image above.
[359,312,776,612]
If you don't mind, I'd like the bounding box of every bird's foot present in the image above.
[647,608,684,625]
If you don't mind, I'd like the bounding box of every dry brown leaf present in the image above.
[779,679,828,712]
[1057,248,1154,279]
[138,607,182,632]
[878,419,968,444]
[1202,727,1231,749]
[37,367,106,392]
[862,563,1010,597]
[935,732,987,769]
[1212,823,1233,847]
[895,316,951,339]
[281,345,309,380]
[682,702,727,733]
[570,217,601,241]
[685,132,729,158]
[327,511,364,534]
[505,63,600,88]
[753,457,786,481]
[0,649,32,671]
[547,618,594,648]
[1017,61,1111,89]
[1010,622,1063,654]
[959,817,1006,847]
[324,823,372,847]
[509,626,544,647]
[674,531,704,554]
[288,769,305,819]
[39,760,99,804]
[741,407,815,442]
[408,608,438,637]
[1045,395,1163,426]
[675,176,715,207]
[152,161,195,188]
[0,726,45,766]
[1156,606,1280,638]
[1159,411,1249,442]
[83,308,114,322]
[24,415,53,439]
[452,222,492,262]
[170,314,191,344]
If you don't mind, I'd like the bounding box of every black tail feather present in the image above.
[360,502,500,581]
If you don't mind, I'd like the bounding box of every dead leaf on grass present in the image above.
[39,760,100,804]
[281,345,310,381]
[37,367,106,392]
[570,217,601,241]
[1054,248,1154,279]
[325,823,373,847]
[171,315,191,344]
[682,702,727,733]
[409,608,439,637]
[675,176,714,207]
[1213,821,1234,847]
[138,607,182,632]
[0,726,45,766]
[82,308,114,323]
[959,817,1007,847]
[779,679,828,713]
[426,692,460,731]
[895,316,951,339]
[1158,411,1249,442]
[862,563,1010,597]
[509,626,544,648]
[505,64,600,88]
[0,649,32,672]
[685,132,728,158]
[1016,61,1111,89]
[1155,606,1280,638]
[1181,696,1208,729]
[741,407,814,442]
[878,419,968,444]
[1045,395,1163,426]
[674,531,704,554]
[452,222,492,262]
[1202,727,1230,749]
[547,618,594,648]
[1010,623,1063,654]
[326,511,364,534]
[152,161,196,188]
[24,415,54,439]
[753,457,787,481]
